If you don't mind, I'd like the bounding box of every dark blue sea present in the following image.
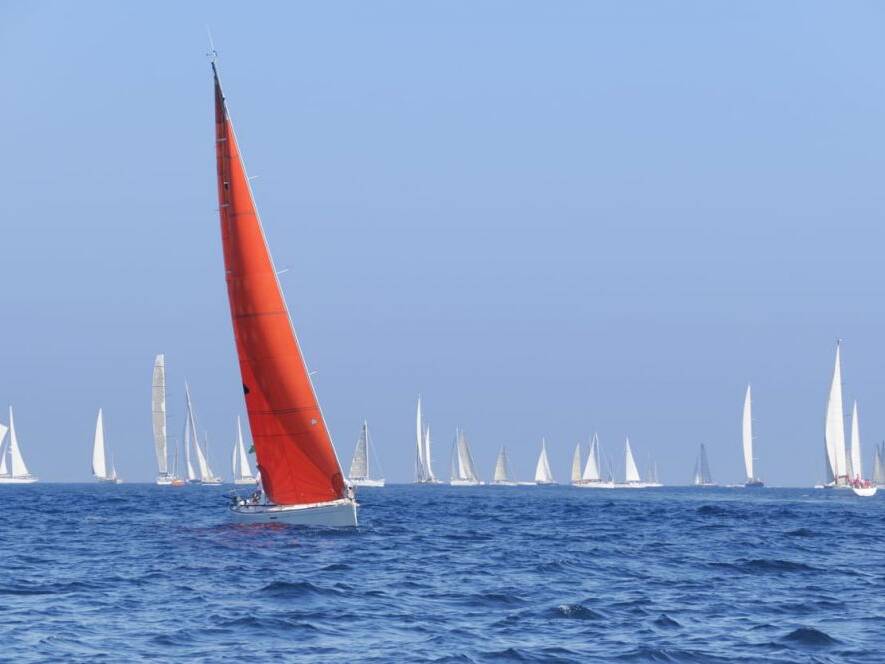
[2,485,884,662]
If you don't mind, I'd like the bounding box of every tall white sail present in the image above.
[582,433,601,481]
[8,407,31,478]
[349,420,369,480]
[850,401,861,480]
[534,439,554,484]
[152,354,168,475]
[0,422,9,475]
[415,396,427,481]
[92,408,107,479]
[693,443,713,485]
[571,443,583,483]
[825,342,847,483]
[184,412,197,481]
[494,446,511,482]
[453,429,479,482]
[423,425,435,481]
[742,385,754,480]
[874,442,885,486]
[185,384,212,482]
[624,437,640,483]
[232,416,254,481]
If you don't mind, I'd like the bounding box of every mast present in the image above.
[152,354,168,476]
[213,61,346,505]
[742,384,753,481]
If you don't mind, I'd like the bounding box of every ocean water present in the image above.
[2,485,884,662]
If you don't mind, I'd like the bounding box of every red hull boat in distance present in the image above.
[212,57,357,527]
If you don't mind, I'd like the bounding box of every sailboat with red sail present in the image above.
[213,57,357,526]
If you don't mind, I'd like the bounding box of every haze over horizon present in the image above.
[2,2,884,485]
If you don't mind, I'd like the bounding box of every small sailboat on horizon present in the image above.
[742,385,763,487]
[492,446,518,486]
[848,401,877,496]
[152,354,181,485]
[231,416,256,485]
[348,420,385,487]
[821,341,851,489]
[533,438,556,485]
[613,437,645,488]
[415,396,441,484]
[574,433,614,488]
[92,408,121,483]
[692,443,715,487]
[184,383,222,486]
[450,428,482,486]
[0,407,38,484]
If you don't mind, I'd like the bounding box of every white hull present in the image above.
[0,476,38,484]
[612,482,648,489]
[644,482,663,487]
[450,479,484,486]
[534,481,558,486]
[96,477,122,484]
[415,479,444,485]
[573,480,615,489]
[234,477,257,485]
[852,486,877,497]
[156,475,174,485]
[492,481,519,486]
[350,478,385,487]
[230,498,358,527]
[201,480,223,486]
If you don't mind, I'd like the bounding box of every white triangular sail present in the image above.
[8,407,30,478]
[232,416,254,481]
[693,443,713,485]
[453,429,479,482]
[152,354,168,476]
[874,442,885,486]
[742,385,754,481]
[825,343,847,483]
[494,446,511,482]
[0,422,8,475]
[582,433,601,481]
[184,411,197,481]
[185,384,213,482]
[571,443,582,483]
[423,425,435,481]
[624,437,640,483]
[415,396,428,481]
[850,401,862,480]
[349,421,369,480]
[534,439,554,483]
[92,408,108,479]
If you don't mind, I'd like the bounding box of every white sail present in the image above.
[423,425,435,481]
[742,385,753,480]
[415,396,427,481]
[92,408,107,479]
[185,384,212,482]
[494,446,511,482]
[0,422,8,475]
[571,443,582,483]
[624,437,640,483]
[455,430,479,482]
[693,443,713,485]
[582,433,601,481]
[232,416,253,481]
[152,354,168,475]
[8,407,30,478]
[349,421,369,480]
[825,343,847,482]
[850,401,862,480]
[534,439,554,483]
[184,412,197,481]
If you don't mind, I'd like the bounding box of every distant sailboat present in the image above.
[450,429,482,486]
[847,402,877,496]
[348,420,385,487]
[185,383,221,485]
[743,385,763,487]
[492,446,517,486]
[415,396,440,484]
[575,433,614,488]
[533,438,556,485]
[823,341,850,488]
[645,456,663,487]
[153,354,178,485]
[873,442,885,487]
[231,416,256,485]
[92,409,121,483]
[692,443,715,486]
[614,437,644,487]
[213,59,356,525]
[0,407,37,484]
[570,442,583,485]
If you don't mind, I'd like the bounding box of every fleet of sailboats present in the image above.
[231,416,256,485]
[450,429,482,486]
[92,408,120,483]
[0,407,37,484]
[348,421,385,487]
[743,385,763,487]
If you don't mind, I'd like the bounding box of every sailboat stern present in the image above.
[230,497,358,527]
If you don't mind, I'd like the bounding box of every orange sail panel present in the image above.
[213,65,344,505]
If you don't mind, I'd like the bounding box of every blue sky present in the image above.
[2,1,884,484]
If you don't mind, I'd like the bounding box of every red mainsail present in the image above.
[213,64,345,505]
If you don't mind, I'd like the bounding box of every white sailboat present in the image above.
[231,416,256,485]
[575,433,614,488]
[692,443,715,486]
[0,407,38,484]
[614,437,645,487]
[645,456,663,487]
[847,402,877,496]
[823,341,850,488]
[873,442,885,487]
[743,385,763,487]
[533,438,556,485]
[153,354,178,485]
[570,442,583,485]
[92,408,121,483]
[348,420,385,487]
[492,446,518,486]
[450,428,482,486]
[415,396,440,484]
[185,383,222,485]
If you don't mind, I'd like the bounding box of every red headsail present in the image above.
[213,64,345,505]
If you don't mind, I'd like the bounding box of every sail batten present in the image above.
[213,64,344,504]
